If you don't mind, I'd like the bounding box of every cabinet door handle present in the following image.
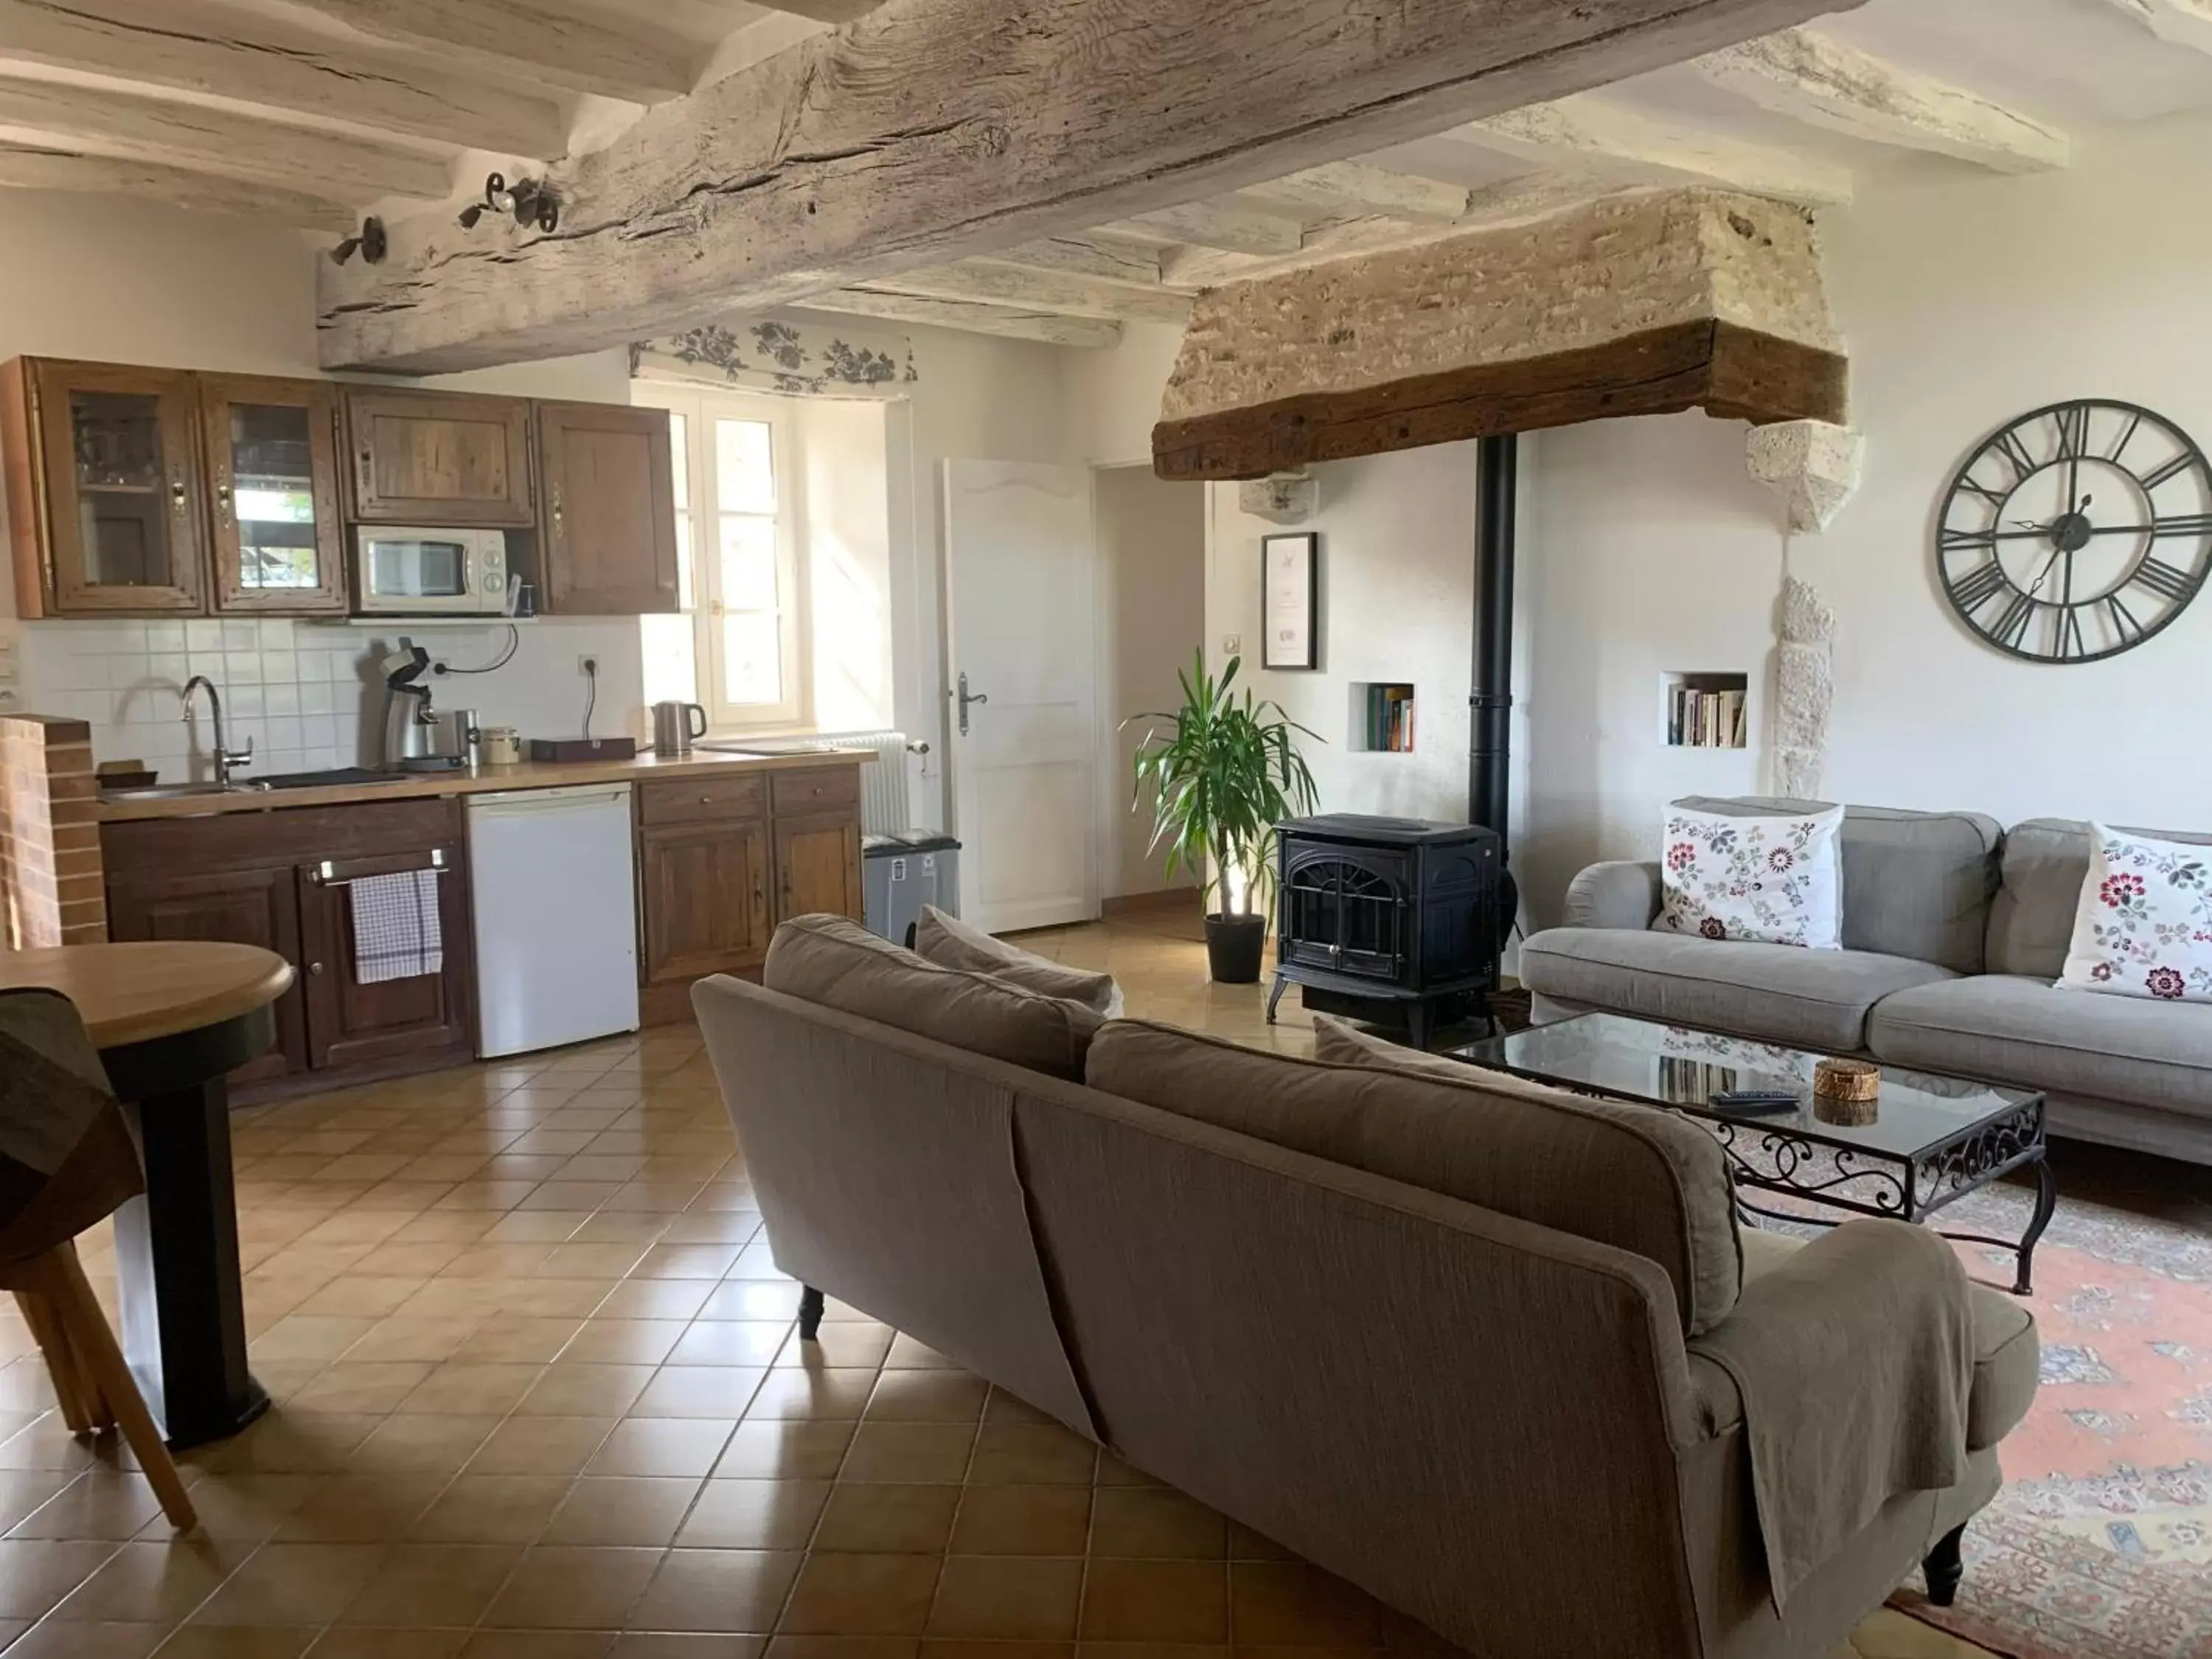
[309,960,326,976]
[215,476,232,528]
[358,448,374,502]
[551,482,563,534]
[170,468,187,515]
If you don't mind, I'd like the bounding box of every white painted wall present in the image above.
[1094,464,1205,898]
[1522,107,2212,922]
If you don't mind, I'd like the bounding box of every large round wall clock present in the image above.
[1937,400,2212,663]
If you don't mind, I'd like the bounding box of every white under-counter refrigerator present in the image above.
[465,782,640,1057]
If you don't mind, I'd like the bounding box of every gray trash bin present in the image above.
[863,831,961,944]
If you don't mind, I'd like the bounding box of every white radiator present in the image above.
[731,730,916,834]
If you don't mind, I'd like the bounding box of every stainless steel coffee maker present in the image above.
[380,642,469,771]
[651,700,709,756]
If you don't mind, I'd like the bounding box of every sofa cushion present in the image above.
[1990,818,2212,980]
[1520,927,1958,1052]
[2059,825,2212,1003]
[1675,798,2002,973]
[1657,802,1845,950]
[762,914,1104,1080]
[1736,1229,2036,1452]
[912,904,1123,1016]
[1087,1018,1742,1336]
[1868,973,2212,1117]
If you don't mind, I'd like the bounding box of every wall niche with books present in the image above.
[1663,672,1749,750]
[1350,681,1417,753]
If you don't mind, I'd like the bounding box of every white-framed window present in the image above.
[634,383,806,729]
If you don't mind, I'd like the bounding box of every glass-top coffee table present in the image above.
[1448,1012,2056,1295]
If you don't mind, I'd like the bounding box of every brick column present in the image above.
[1,713,105,949]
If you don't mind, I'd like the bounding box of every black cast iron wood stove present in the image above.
[1265,815,1503,1048]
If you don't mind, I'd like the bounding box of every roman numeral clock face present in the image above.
[1938,400,2212,662]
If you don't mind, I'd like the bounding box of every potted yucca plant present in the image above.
[1127,652,1321,983]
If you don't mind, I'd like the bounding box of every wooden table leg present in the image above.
[111,1077,268,1450]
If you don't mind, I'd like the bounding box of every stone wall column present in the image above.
[1,714,105,950]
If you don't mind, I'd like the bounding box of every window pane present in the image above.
[722,611,783,706]
[675,510,695,611]
[718,515,779,611]
[668,411,689,503]
[714,419,776,515]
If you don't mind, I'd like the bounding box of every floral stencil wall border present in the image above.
[630,319,919,398]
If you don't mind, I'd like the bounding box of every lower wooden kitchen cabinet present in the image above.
[102,798,475,1094]
[635,765,865,1023]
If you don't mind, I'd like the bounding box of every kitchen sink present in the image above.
[102,768,411,801]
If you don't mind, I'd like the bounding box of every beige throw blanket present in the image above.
[1690,1220,1976,1612]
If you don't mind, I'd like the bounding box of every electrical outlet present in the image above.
[578,655,599,678]
[1222,634,1242,656]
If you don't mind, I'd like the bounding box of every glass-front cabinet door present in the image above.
[33,361,206,613]
[199,375,345,613]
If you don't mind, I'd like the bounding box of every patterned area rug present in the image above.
[1882,1180,2212,1659]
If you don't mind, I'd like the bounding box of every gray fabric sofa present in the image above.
[692,914,2039,1659]
[1522,797,2212,1165]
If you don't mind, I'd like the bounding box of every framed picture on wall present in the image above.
[1262,532,1318,670]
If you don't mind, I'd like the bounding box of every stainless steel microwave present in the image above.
[353,526,510,615]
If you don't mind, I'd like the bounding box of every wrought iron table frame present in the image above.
[1461,1046,2057,1296]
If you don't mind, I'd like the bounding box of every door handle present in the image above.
[956,671,990,736]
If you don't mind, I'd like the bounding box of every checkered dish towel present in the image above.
[350,869,444,984]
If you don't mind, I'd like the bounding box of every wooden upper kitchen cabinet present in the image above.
[198,375,347,615]
[1,358,208,616]
[537,401,680,614]
[344,388,535,526]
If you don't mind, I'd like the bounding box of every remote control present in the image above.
[1710,1089,1800,1113]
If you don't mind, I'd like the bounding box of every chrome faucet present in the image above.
[181,675,254,786]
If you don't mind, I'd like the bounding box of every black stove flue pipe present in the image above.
[1471,434,1520,950]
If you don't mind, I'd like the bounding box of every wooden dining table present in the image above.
[1,940,293,1448]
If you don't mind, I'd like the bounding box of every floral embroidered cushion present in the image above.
[1656,803,1845,950]
[2059,824,2212,1002]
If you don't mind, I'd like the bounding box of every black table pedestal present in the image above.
[100,1006,276,1450]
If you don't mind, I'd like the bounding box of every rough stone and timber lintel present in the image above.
[1152,189,1847,480]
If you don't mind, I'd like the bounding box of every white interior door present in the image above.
[944,459,1097,933]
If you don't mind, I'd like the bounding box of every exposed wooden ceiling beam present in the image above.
[1453,92,1852,205]
[0,69,453,199]
[316,0,1868,373]
[855,260,1191,323]
[975,234,1174,294]
[1111,199,1307,255]
[1237,161,1474,225]
[1691,28,2069,173]
[0,139,357,226]
[802,289,1122,347]
[0,0,565,156]
[2099,0,2212,54]
[284,0,698,104]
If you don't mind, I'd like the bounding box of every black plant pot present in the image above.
[1204,912,1267,984]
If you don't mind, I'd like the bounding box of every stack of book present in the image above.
[1669,686,1747,748]
[1364,685,1415,752]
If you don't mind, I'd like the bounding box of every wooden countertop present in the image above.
[0,942,295,1048]
[97,748,873,822]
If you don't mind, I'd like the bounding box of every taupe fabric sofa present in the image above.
[693,915,2039,1659]
[1523,799,2212,1166]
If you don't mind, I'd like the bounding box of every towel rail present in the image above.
[310,848,450,887]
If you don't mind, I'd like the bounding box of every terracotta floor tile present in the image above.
[927,1555,1085,1640]
[288,1362,436,1414]
[863,1373,989,1425]
[518,1362,659,1416]
[600,1281,717,1321]
[767,1642,916,1659]
[396,1360,546,1416]
[921,1644,1072,1659]
[349,1413,503,1478]
[410,1473,571,1543]
[781,1551,942,1636]
[839,1425,976,1485]
[881,1337,958,1372]
[671,1322,791,1367]
[1,1619,166,1658]
[460,1628,619,1658]
[979,1391,1057,1427]
[453,1315,589,1364]
[676,1478,832,1549]
[747,1368,878,1422]
[1088,1488,1225,1560]
[1078,1560,1227,1643]
[310,1628,473,1658]
[947,1486,1092,1557]
[565,1319,689,1366]
[481,1544,664,1628]
[187,1540,387,1625]
[0,1539,131,1620]
[636,1366,768,1419]
[630,1548,803,1632]
[541,1475,703,1547]
[966,1425,1095,1487]
[588,1418,737,1478]
[7,1471,167,1540]
[335,1541,521,1625]
[714,1422,855,1482]
[46,1536,248,1621]
[813,1483,961,1554]
[156,1629,318,1658]
[700,1283,802,1323]
[613,1636,768,1659]
[467,1414,619,1477]
[341,1316,479,1364]
[1228,1562,1384,1646]
[274,1474,443,1542]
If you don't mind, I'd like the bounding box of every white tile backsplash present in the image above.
[16,615,649,783]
